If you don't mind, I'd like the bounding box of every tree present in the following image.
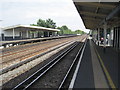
[61,25,69,30]
[37,19,47,27]
[30,24,37,26]
[46,18,56,29]
[31,18,56,29]
[30,19,86,35]
[75,30,86,34]
[57,25,74,35]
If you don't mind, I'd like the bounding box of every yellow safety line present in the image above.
[94,46,116,89]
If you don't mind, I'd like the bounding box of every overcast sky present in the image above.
[0,0,90,33]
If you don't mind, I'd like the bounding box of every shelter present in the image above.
[73,0,120,50]
[1,25,60,41]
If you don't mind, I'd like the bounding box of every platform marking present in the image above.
[69,40,87,89]
[94,46,116,89]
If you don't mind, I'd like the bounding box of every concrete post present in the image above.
[47,32,49,37]
[55,32,57,36]
[42,31,43,37]
[118,28,119,49]
[34,32,36,38]
[26,30,29,38]
[53,32,55,36]
[103,22,107,52]
[13,28,15,39]
[98,28,100,46]
[21,31,23,39]
[114,28,116,48]
[117,27,119,50]
[110,27,114,46]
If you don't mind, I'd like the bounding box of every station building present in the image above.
[1,25,60,41]
[73,1,120,50]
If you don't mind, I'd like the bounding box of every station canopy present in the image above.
[2,24,60,32]
[73,0,120,30]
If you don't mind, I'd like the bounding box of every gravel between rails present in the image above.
[1,36,79,56]
[1,36,75,54]
[0,39,56,55]
[0,36,82,69]
[0,40,75,75]
[1,35,87,89]
[1,39,70,61]
[28,42,82,89]
[1,41,76,88]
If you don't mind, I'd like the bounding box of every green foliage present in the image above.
[31,18,86,35]
[75,30,86,34]
[57,26,86,35]
[37,19,47,27]
[30,24,37,26]
[31,18,56,29]
[46,18,56,29]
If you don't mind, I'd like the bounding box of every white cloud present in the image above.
[1,0,89,32]
[1,0,69,3]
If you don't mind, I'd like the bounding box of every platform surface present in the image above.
[72,39,118,89]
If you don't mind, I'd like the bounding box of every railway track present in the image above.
[58,40,86,89]
[1,36,82,58]
[1,36,80,55]
[1,36,85,69]
[11,40,86,90]
[1,36,81,66]
[2,41,68,63]
[1,39,66,57]
[0,40,76,74]
[1,35,87,88]
[1,38,64,56]
[0,39,57,56]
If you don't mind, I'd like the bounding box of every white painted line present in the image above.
[69,40,87,89]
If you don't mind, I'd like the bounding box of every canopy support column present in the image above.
[110,27,114,46]
[48,31,49,37]
[103,22,107,52]
[97,28,100,46]
[26,30,29,38]
[13,28,15,39]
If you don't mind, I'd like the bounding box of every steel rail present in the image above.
[1,36,80,62]
[1,38,68,57]
[58,42,85,89]
[69,39,87,89]
[1,42,66,63]
[58,39,87,89]
[12,42,78,90]
[0,41,75,75]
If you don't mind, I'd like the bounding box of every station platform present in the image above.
[70,38,118,89]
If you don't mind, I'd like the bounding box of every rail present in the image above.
[58,39,87,89]
[0,41,75,75]
[12,42,78,90]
